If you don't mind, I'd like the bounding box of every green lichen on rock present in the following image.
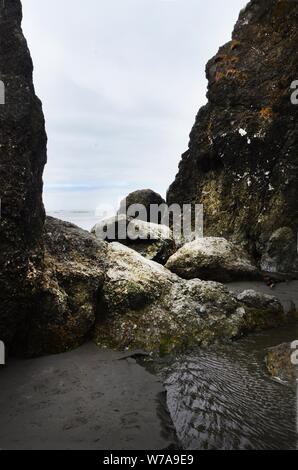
[93,243,290,355]
[166,237,260,282]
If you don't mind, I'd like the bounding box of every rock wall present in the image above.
[0,1,47,347]
[167,0,298,269]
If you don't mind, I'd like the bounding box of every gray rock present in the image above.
[14,219,287,357]
[118,189,166,223]
[166,237,260,282]
[235,289,286,331]
[260,227,298,274]
[92,214,176,264]
[94,243,287,355]
[236,289,282,311]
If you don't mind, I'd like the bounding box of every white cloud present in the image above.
[22,0,247,211]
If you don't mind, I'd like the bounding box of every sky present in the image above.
[22,0,247,213]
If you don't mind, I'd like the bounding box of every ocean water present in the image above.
[47,211,103,232]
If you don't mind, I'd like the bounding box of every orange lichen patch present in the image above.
[259,107,274,121]
[215,71,225,82]
[225,68,247,82]
[215,68,247,83]
[213,52,243,83]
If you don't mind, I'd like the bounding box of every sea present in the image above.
[47,210,104,232]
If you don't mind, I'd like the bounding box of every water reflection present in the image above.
[162,326,298,450]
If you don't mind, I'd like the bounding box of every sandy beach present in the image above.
[0,343,176,450]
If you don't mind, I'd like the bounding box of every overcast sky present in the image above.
[22,0,247,213]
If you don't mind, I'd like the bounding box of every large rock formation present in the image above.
[0,1,47,347]
[1,1,296,359]
[167,0,298,273]
[11,217,289,357]
[13,217,291,357]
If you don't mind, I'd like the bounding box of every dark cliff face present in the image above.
[167,0,298,264]
[0,1,47,346]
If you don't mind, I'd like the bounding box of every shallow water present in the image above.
[162,324,298,450]
[227,280,298,313]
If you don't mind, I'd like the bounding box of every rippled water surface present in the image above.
[162,325,298,450]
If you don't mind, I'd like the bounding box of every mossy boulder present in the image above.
[94,243,288,355]
[92,214,176,265]
[236,290,286,331]
[11,219,290,357]
[166,237,259,282]
[12,217,107,357]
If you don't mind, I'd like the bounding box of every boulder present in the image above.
[0,0,47,347]
[118,189,166,223]
[235,290,286,331]
[167,0,298,270]
[265,342,298,384]
[165,237,259,282]
[92,215,175,264]
[94,242,287,355]
[12,219,288,357]
[12,217,107,357]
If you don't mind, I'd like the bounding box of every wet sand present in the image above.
[1,281,297,450]
[0,343,176,450]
